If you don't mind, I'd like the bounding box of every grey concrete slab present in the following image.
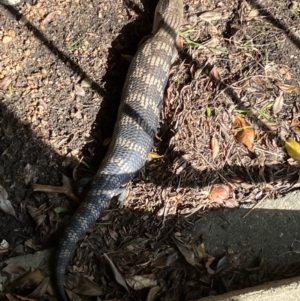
[197,276,300,301]
[187,191,300,299]
[190,191,300,271]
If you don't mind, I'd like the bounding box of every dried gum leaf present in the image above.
[275,82,298,93]
[74,85,85,96]
[0,185,16,217]
[272,92,284,114]
[0,76,12,90]
[126,275,157,291]
[233,116,255,149]
[151,250,178,268]
[291,120,300,127]
[211,136,219,159]
[208,185,230,203]
[199,11,223,22]
[210,66,221,81]
[103,253,129,292]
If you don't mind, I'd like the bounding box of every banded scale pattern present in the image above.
[55,0,183,300]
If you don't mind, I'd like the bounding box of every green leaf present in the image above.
[206,107,212,117]
[121,54,134,62]
[103,137,112,146]
[54,206,68,213]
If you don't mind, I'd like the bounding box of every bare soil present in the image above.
[1,0,300,300]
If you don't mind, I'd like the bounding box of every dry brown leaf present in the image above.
[207,24,219,36]
[27,204,47,227]
[193,243,207,261]
[26,277,50,299]
[229,174,243,183]
[275,82,298,93]
[8,270,47,292]
[199,11,223,22]
[174,240,195,266]
[272,92,284,114]
[205,254,216,275]
[25,238,38,250]
[0,239,9,254]
[193,243,214,270]
[7,29,16,38]
[103,253,130,292]
[6,293,37,301]
[215,253,241,275]
[146,286,163,301]
[151,249,178,268]
[210,66,221,81]
[223,198,239,208]
[246,9,259,20]
[0,185,16,217]
[2,264,26,275]
[0,76,12,90]
[157,195,181,216]
[74,85,85,96]
[211,136,219,159]
[65,289,81,301]
[208,184,230,204]
[291,121,300,127]
[65,274,104,296]
[176,35,184,49]
[126,275,157,290]
[6,293,22,301]
[279,65,292,80]
[203,37,220,48]
[233,116,255,149]
[62,175,74,193]
[108,226,118,241]
[3,36,13,44]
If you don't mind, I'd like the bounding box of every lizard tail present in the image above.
[54,175,118,301]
